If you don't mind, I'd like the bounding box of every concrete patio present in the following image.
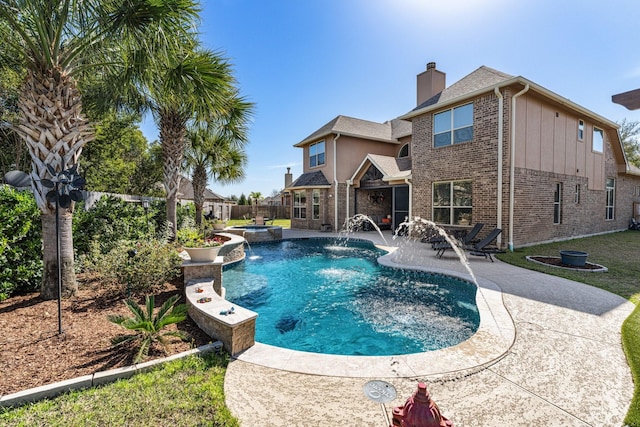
[224,229,634,426]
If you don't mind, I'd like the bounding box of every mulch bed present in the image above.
[0,274,211,396]
[528,256,604,270]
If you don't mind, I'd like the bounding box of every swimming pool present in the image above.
[223,238,479,356]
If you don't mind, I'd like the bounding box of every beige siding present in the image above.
[515,95,605,191]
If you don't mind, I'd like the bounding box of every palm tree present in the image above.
[249,191,263,217]
[0,0,200,299]
[184,96,253,226]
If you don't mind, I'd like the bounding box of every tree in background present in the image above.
[238,193,247,205]
[81,112,148,193]
[0,0,199,299]
[619,119,640,168]
[0,54,28,174]
[184,94,252,226]
[249,191,263,216]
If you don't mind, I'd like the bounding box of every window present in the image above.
[635,185,640,197]
[574,184,580,204]
[398,143,409,158]
[309,141,325,167]
[553,183,562,224]
[578,120,584,141]
[593,127,604,153]
[294,190,306,219]
[312,189,320,220]
[433,180,472,225]
[433,103,473,148]
[606,178,615,220]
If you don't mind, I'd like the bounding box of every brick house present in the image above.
[288,62,640,248]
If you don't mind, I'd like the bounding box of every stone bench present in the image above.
[184,277,257,356]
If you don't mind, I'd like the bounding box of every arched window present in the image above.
[398,143,409,158]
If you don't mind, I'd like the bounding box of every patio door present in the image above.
[392,185,409,230]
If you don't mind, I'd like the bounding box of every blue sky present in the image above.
[140,0,640,199]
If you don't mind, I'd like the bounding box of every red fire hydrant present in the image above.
[391,382,453,427]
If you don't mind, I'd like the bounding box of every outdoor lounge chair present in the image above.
[255,216,265,225]
[435,227,503,262]
[630,217,640,231]
[431,223,484,249]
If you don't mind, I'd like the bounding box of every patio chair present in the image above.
[435,227,502,261]
[431,223,484,250]
[630,217,640,231]
[465,228,504,262]
[255,216,265,225]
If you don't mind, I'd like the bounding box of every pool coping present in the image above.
[232,241,516,379]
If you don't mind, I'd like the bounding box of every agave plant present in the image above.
[108,294,189,363]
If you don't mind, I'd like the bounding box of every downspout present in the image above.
[509,84,530,251]
[494,87,504,248]
[404,178,412,221]
[333,133,340,231]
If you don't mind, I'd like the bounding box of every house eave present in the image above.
[295,131,400,148]
[400,76,620,130]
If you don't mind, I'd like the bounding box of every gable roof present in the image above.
[401,65,619,131]
[415,66,513,110]
[178,176,226,201]
[287,170,331,189]
[351,153,412,183]
[294,115,411,147]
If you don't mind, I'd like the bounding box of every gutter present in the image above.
[346,179,353,220]
[333,133,340,231]
[494,87,504,247]
[509,84,530,251]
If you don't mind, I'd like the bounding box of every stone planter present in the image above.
[559,250,589,267]
[212,223,226,231]
[184,246,222,262]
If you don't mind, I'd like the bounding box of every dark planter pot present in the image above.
[559,250,589,267]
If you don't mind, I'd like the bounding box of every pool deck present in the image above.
[224,229,634,426]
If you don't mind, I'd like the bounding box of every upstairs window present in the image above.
[309,140,325,167]
[578,119,584,141]
[433,103,473,148]
[593,127,604,153]
[398,143,409,158]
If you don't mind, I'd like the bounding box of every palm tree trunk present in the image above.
[160,111,187,238]
[192,164,207,226]
[41,211,76,299]
[16,68,92,300]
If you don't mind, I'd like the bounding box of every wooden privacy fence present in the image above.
[231,204,289,220]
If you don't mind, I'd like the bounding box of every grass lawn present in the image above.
[225,218,290,228]
[497,230,640,425]
[0,352,238,426]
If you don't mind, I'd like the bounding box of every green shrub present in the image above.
[0,186,42,300]
[109,294,189,362]
[84,239,182,295]
[73,196,161,256]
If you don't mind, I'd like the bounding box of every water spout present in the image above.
[341,214,390,246]
[396,217,478,285]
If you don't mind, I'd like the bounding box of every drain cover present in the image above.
[363,380,397,403]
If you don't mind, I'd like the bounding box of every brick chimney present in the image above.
[416,62,445,106]
[284,167,292,188]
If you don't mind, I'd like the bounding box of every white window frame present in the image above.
[606,178,615,220]
[433,103,474,148]
[578,119,584,141]
[432,180,473,225]
[593,127,604,153]
[309,140,325,168]
[294,190,306,219]
[312,189,320,220]
[398,143,409,158]
[553,183,562,224]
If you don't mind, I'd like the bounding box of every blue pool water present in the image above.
[223,238,480,356]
